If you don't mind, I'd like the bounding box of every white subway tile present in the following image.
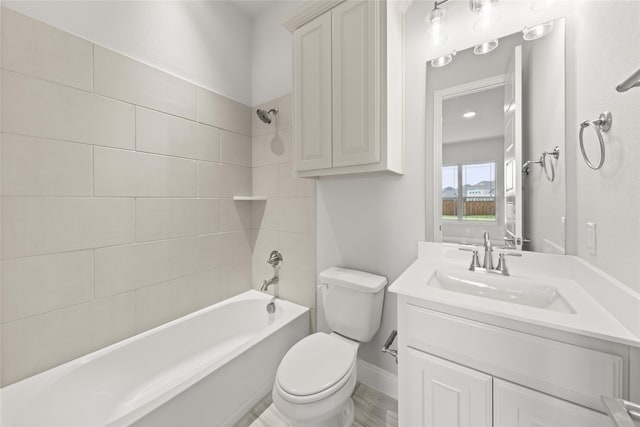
[221,262,252,295]
[220,130,251,167]
[252,228,279,263]
[135,107,220,162]
[1,250,93,323]
[252,165,278,197]
[1,134,93,196]
[135,269,221,332]
[1,197,135,259]
[199,231,251,270]
[198,162,251,198]
[277,94,293,130]
[252,197,279,230]
[197,88,251,136]
[1,292,135,386]
[279,197,315,234]
[136,198,219,242]
[198,233,225,272]
[94,237,199,298]
[94,147,197,197]
[1,8,93,91]
[277,162,315,197]
[94,46,197,120]
[279,232,315,271]
[1,70,134,149]
[220,199,252,232]
[252,128,292,167]
[279,265,316,309]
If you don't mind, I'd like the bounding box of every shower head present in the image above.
[256,107,279,124]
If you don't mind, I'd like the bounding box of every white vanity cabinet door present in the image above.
[331,0,380,168]
[406,348,493,427]
[494,379,614,427]
[293,13,332,172]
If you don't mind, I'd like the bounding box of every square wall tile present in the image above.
[136,198,220,242]
[1,8,93,91]
[197,87,251,136]
[94,46,197,120]
[198,162,251,198]
[1,250,93,323]
[221,262,252,295]
[136,107,220,162]
[220,130,251,167]
[1,70,134,149]
[252,165,278,197]
[1,197,135,259]
[1,134,93,196]
[279,197,316,234]
[135,269,221,332]
[94,237,199,298]
[94,147,198,197]
[1,292,135,386]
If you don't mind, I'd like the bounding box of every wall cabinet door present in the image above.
[293,13,332,171]
[406,348,493,427]
[494,379,614,427]
[331,0,380,168]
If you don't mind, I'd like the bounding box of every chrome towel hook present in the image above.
[579,111,612,170]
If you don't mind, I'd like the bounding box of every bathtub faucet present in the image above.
[260,275,279,292]
[260,250,282,293]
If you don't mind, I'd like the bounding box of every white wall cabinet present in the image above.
[288,0,404,178]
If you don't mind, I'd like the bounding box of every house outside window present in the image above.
[442,162,496,222]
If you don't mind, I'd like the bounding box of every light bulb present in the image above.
[474,39,499,55]
[470,0,500,31]
[522,21,554,40]
[427,7,448,46]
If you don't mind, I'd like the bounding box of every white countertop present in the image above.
[389,242,640,348]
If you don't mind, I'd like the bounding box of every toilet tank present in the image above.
[319,267,387,343]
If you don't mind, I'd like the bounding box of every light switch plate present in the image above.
[587,222,597,255]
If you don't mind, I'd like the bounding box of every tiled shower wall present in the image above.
[251,96,317,328]
[0,8,254,386]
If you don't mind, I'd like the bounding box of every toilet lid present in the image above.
[277,333,356,397]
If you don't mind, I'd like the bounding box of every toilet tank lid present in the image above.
[319,267,387,293]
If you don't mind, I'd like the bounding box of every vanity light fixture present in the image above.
[463,111,477,118]
[469,0,500,31]
[426,0,450,46]
[431,51,456,68]
[473,39,499,55]
[522,20,554,40]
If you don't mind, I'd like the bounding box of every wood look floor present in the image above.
[234,383,398,427]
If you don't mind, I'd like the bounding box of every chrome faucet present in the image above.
[459,232,521,276]
[483,231,494,270]
[260,250,282,292]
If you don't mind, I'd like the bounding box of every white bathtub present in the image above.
[1,290,310,427]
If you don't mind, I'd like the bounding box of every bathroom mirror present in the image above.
[428,18,566,254]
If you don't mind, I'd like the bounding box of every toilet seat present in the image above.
[276,333,357,404]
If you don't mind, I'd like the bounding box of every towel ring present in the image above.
[579,112,612,170]
[542,146,560,182]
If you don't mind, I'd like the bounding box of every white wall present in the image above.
[251,1,302,107]
[571,1,640,289]
[2,0,253,105]
[522,20,566,254]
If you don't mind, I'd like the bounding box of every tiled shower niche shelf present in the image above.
[232,196,267,201]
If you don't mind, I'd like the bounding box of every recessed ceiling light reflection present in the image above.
[463,111,477,118]
[473,39,499,55]
[431,51,456,68]
[522,21,554,40]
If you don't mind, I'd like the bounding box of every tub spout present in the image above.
[260,275,278,292]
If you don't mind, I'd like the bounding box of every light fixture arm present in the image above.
[433,0,450,10]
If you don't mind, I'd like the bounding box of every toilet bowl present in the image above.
[272,267,387,427]
[272,332,359,427]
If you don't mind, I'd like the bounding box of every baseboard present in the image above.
[356,358,398,400]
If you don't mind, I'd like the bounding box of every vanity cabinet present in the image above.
[288,0,404,178]
[398,301,621,427]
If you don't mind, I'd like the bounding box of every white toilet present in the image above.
[272,267,387,427]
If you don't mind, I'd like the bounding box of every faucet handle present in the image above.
[459,247,481,271]
[496,251,522,276]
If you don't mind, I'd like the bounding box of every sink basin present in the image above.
[428,268,574,313]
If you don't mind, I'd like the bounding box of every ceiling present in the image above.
[227,0,272,18]
[442,85,505,144]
